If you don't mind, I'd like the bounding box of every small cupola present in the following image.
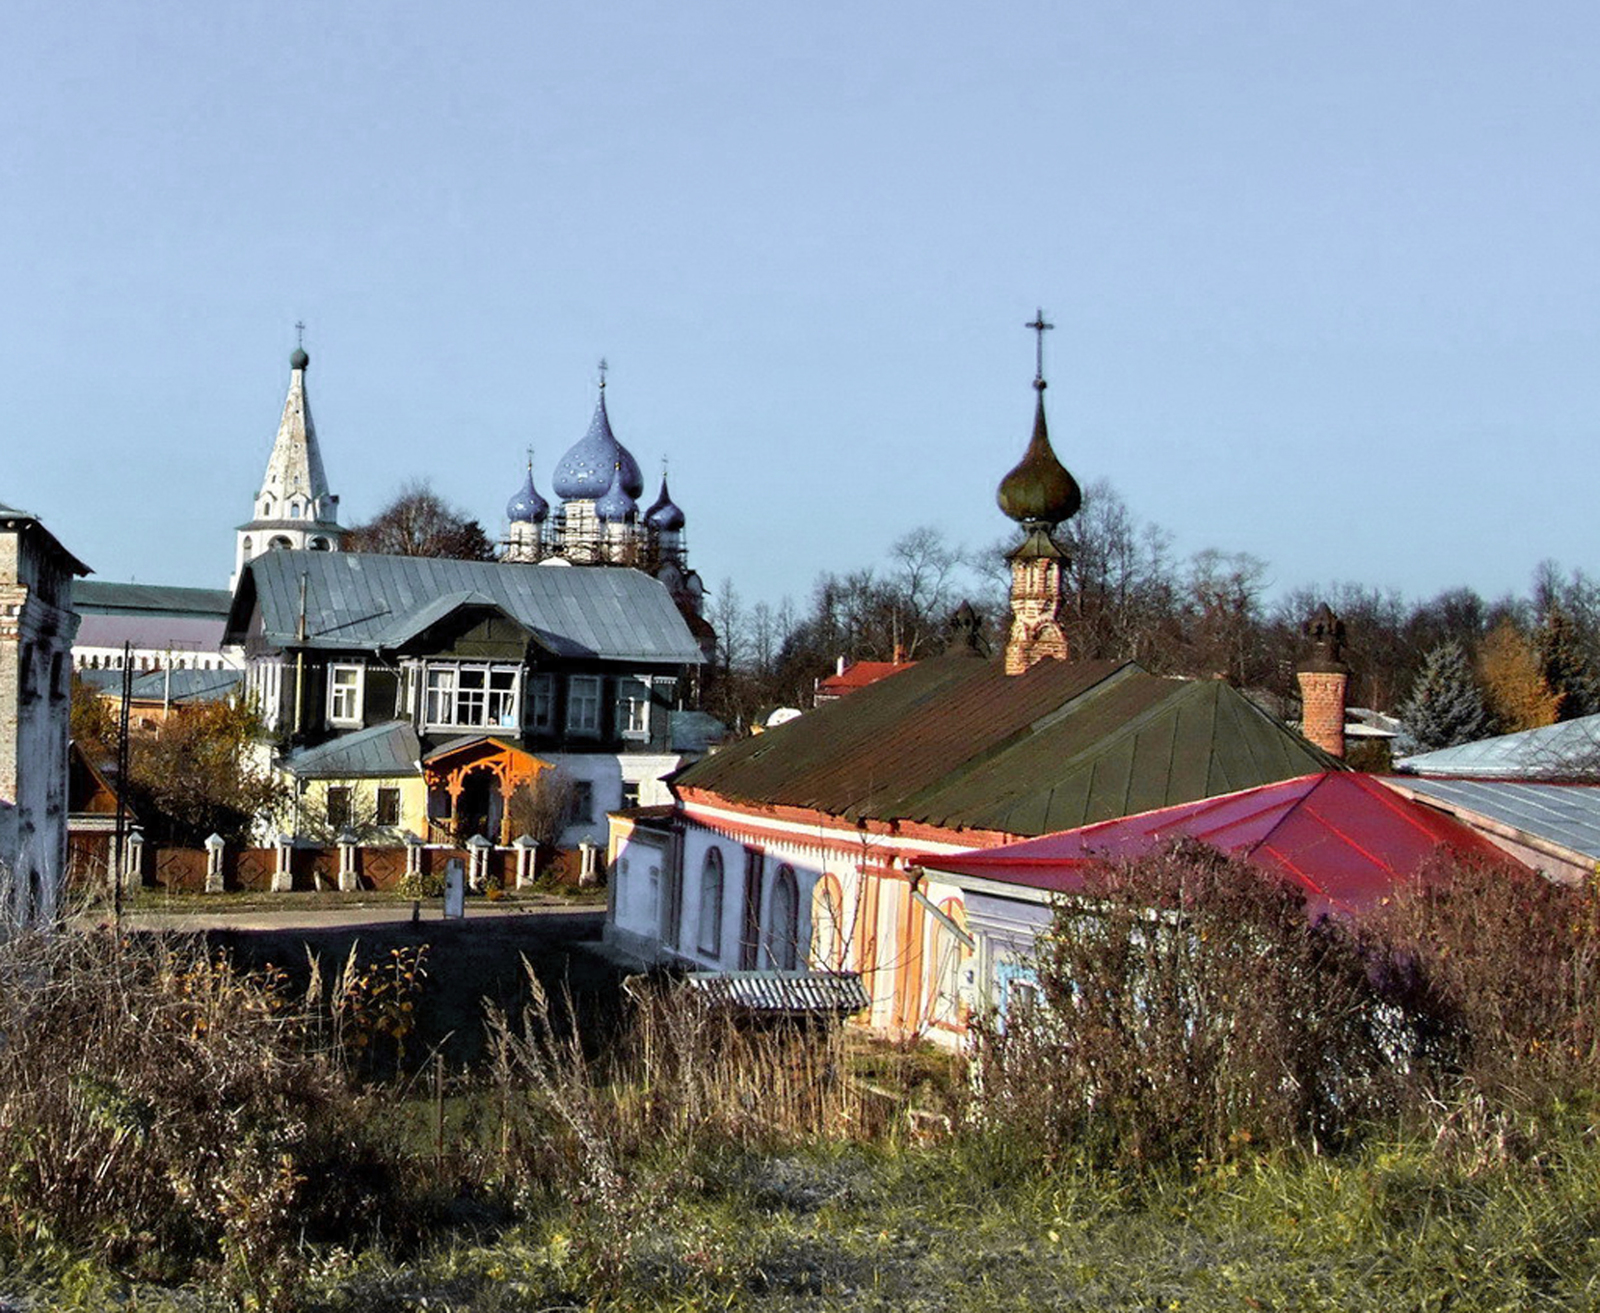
[595,462,638,523]
[506,461,550,524]
[644,473,686,532]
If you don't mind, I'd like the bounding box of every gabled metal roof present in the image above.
[75,581,233,618]
[229,551,704,665]
[78,667,243,704]
[930,772,1516,915]
[676,656,1339,837]
[282,720,421,779]
[1387,776,1600,864]
[1396,714,1600,780]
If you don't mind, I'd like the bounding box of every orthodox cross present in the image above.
[295,320,306,349]
[597,357,608,388]
[1026,309,1053,383]
[526,444,535,477]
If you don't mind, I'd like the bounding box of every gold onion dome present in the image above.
[996,381,1080,529]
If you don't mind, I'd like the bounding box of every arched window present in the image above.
[242,536,253,556]
[697,848,724,957]
[309,537,330,551]
[812,875,845,970]
[767,865,799,970]
[269,535,293,551]
[290,501,301,519]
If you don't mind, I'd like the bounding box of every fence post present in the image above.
[337,829,360,892]
[272,833,294,893]
[123,827,145,893]
[466,833,492,892]
[513,833,537,889]
[204,833,226,894]
[403,830,423,879]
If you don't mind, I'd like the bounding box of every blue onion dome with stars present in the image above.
[595,463,639,523]
[644,474,686,531]
[552,382,645,501]
[505,465,550,524]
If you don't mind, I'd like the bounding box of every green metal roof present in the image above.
[675,656,1340,837]
[75,581,232,618]
[283,720,422,779]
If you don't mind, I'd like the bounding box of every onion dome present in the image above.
[644,474,686,531]
[595,463,638,523]
[996,383,1081,530]
[290,346,309,371]
[505,464,550,524]
[552,384,645,501]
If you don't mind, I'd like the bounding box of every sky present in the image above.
[2,1,1597,615]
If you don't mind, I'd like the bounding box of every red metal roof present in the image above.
[815,660,917,697]
[932,772,1521,914]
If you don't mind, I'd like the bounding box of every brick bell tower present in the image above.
[998,310,1083,675]
[1297,603,1350,758]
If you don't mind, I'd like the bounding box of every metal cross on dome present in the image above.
[1026,308,1053,383]
[597,357,608,388]
[295,320,307,349]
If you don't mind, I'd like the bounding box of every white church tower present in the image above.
[232,342,346,591]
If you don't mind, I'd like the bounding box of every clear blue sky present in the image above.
[3,1,1596,612]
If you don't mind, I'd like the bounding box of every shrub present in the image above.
[969,841,1401,1168]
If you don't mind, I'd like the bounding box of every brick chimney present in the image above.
[1297,603,1350,759]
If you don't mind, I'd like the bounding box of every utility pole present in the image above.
[112,641,132,931]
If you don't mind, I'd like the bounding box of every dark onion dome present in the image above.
[290,346,310,370]
[595,463,638,523]
[996,388,1081,529]
[505,466,550,524]
[644,474,686,531]
[552,387,645,501]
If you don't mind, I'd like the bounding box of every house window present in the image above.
[698,848,724,957]
[767,865,799,971]
[423,662,521,729]
[569,780,594,825]
[326,787,352,829]
[620,780,640,809]
[529,674,555,732]
[328,663,363,726]
[617,678,651,739]
[376,787,400,827]
[566,675,602,736]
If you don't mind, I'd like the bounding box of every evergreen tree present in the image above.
[1538,606,1599,721]
[1400,640,1492,753]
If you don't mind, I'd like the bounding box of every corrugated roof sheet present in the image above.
[75,581,233,618]
[1397,714,1600,780]
[682,970,870,1016]
[1389,777,1600,863]
[230,551,705,665]
[284,721,422,779]
[78,668,243,704]
[677,656,1338,836]
[931,772,1516,915]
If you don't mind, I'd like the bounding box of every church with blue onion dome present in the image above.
[496,361,710,652]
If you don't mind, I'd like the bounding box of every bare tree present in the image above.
[347,480,495,559]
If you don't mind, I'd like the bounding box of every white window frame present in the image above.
[529,673,555,732]
[328,663,364,726]
[617,677,651,740]
[421,661,522,731]
[566,674,602,737]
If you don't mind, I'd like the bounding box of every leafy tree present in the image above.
[347,480,495,559]
[1479,619,1559,733]
[1399,641,1492,754]
[127,701,287,846]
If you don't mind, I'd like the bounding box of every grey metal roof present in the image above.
[670,709,728,753]
[1389,777,1600,863]
[682,970,870,1016]
[283,721,422,779]
[76,614,228,652]
[230,551,705,665]
[1396,714,1600,780]
[78,668,243,704]
[75,581,233,618]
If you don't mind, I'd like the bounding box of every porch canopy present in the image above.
[423,736,552,844]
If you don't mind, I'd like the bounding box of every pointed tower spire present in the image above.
[999,309,1081,675]
[231,338,345,591]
